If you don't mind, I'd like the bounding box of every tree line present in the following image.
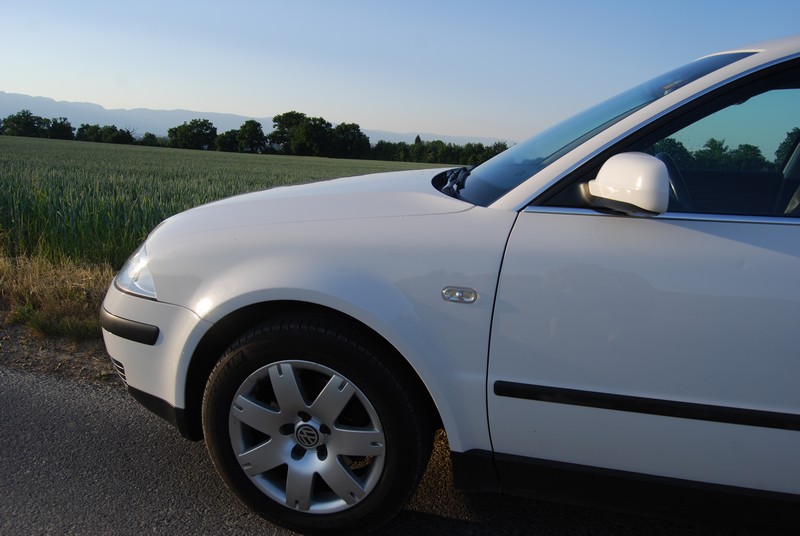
[649,129,800,172]
[0,109,508,165]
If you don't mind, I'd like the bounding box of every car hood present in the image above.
[154,167,471,237]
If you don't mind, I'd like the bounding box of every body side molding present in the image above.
[494,381,800,431]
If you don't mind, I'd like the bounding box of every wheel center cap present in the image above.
[295,423,321,448]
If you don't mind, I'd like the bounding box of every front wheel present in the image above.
[202,317,433,534]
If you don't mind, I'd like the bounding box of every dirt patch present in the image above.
[0,321,121,384]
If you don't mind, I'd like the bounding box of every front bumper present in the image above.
[101,284,212,424]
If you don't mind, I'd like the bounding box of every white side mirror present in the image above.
[587,152,670,216]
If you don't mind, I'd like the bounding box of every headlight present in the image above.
[115,243,157,300]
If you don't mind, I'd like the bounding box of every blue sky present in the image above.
[3,0,799,142]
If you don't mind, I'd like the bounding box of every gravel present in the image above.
[0,321,119,384]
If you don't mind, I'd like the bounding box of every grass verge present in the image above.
[0,254,114,340]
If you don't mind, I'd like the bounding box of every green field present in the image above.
[0,136,445,267]
[0,136,446,338]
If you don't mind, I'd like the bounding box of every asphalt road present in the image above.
[0,366,781,535]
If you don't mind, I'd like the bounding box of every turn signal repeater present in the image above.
[442,287,478,304]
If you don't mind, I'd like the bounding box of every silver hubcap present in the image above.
[228,361,386,514]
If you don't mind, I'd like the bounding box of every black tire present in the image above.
[202,316,434,534]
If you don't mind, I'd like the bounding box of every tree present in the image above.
[268,111,308,152]
[237,120,266,153]
[729,143,770,171]
[394,141,410,161]
[693,138,730,169]
[424,140,446,163]
[101,125,135,144]
[47,117,75,140]
[463,141,510,166]
[410,135,425,162]
[2,109,48,137]
[75,123,133,144]
[775,127,800,166]
[331,123,370,158]
[367,137,506,165]
[76,123,103,142]
[283,116,333,156]
[371,140,397,161]
[168,119,217,150]
[216,129,239,152]
[486,141,509,159]
[139,132,163,147]
[304,117,333,156]
[648,138,694,168]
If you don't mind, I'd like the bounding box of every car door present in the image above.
[487,63,800,495]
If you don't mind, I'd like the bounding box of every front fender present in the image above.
[151,208,516,452]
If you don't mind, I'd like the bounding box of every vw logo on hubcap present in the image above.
[295,424,321,448]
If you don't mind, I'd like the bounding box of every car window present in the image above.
[642,84,800,216]
[543,62,800,218]
[459,52,754,207]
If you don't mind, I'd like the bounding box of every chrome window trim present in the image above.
[523,205,800,226]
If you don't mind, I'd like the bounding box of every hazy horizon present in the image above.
[4,1,800,142]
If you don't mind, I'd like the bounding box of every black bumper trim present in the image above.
[127,386,198,440]
[100,306,160,346]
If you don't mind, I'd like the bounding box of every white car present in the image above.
[101,36,800,533]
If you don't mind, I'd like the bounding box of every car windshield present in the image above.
[458,52,755,206]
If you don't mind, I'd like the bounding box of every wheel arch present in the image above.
[180,300,442,441]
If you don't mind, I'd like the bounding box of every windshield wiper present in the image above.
[440,166,473,198]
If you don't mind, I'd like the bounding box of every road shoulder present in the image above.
[0,321,119,384]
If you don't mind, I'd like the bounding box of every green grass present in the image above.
[0,136,445,339]
[0,136,444,267]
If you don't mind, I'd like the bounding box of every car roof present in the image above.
[709,34,800,58]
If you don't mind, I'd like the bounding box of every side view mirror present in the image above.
[585,152,670,216]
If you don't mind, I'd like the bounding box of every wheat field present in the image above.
[0,136,442,267]
[0,136,445,337]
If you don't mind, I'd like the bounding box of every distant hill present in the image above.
[0,91,504,146]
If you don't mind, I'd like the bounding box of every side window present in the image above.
[641,84,800,216]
